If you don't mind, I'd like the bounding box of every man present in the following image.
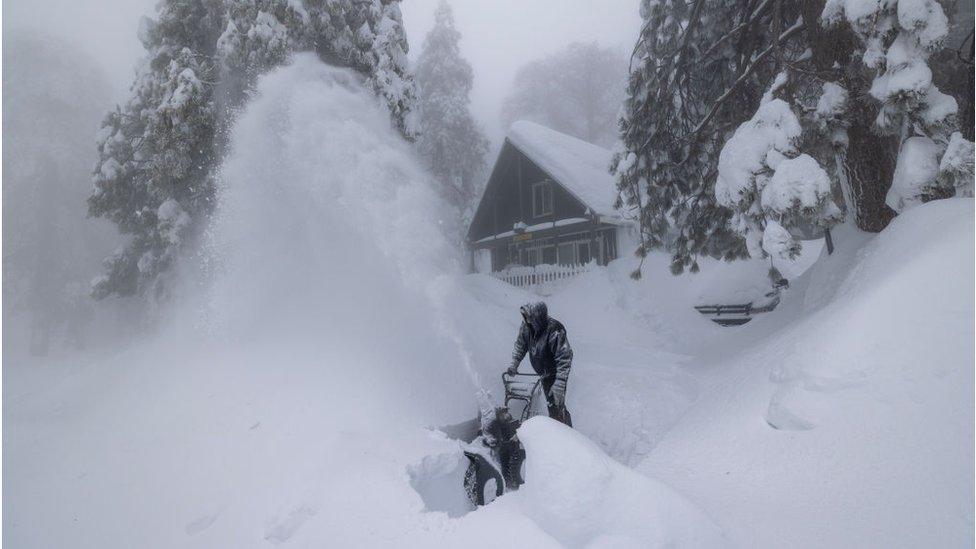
[506,302,573,426]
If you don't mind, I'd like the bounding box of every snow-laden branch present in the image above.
[680,17,805,153]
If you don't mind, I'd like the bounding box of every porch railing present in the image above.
[490,262,592,288]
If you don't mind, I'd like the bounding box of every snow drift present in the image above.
[640,198,975,548]
[512,417,727,548]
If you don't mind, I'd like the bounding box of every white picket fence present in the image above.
[491,263,592,288]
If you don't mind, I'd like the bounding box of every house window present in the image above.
[542,246,557,265]
[520,247,538,267]
[557,239,592,266]
[520,244,557,267]
[532,181,553,217]
[576,241,591,264]
[557,242,576,265]
[603,230,617,262]
[491,247,510,271]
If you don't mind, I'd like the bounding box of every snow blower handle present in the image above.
[502,369,538,382]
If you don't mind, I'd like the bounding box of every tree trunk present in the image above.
[804,1,898,232]
[841,104,898,231]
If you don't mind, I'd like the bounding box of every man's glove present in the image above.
[506,365,519,375]
[549,379,566,407]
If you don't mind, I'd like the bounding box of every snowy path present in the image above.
[449,263,782,469]
[448,273,700,466]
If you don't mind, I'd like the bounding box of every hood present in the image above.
[520,302,549,333]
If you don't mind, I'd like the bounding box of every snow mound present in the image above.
[886,135,941,212]
[641,198,975,547]
[762,154,833,216]
[513,417,728,548]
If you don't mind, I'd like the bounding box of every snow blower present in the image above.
[461,371,543,506]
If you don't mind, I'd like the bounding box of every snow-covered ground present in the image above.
[640,199,975,548]
[4,55,973,548]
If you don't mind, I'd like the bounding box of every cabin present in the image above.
[467,121,630,283]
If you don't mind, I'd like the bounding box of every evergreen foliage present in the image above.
[90,0,418,299]
[613,0,973,278]
[414,0,488,230]
[612,0,779,276]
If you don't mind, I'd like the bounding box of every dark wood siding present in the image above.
[467,140,588,243]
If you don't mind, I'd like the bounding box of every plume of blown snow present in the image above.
[179,53,477,422]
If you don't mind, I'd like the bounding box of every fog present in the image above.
[3,0,158,101]
[5,0,641,140]
[400,0,641,140]
[2,0,642,353]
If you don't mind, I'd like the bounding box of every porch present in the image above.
[471,219,621,272]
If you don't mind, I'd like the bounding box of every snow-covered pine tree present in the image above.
[414,0,488,230]
[612,0,790,276]
[614,0,971,279]
[821,0,973,212]
[363,0,419,139]
[215,0,304,109]
[89,0,223,300]
[216,0,416,137]
[715,73,843,263]
[90,0,418,300]
[937,131,975,198]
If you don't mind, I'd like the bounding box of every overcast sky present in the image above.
[4,0,642,143]
[400,0,641,141]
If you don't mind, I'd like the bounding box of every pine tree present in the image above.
[414,0,488,228]
[89,0,223,300]
[90,0,418,300]
[364,0,419,138]
[216,0,304,108]
[715,73,843,263]
[821,0,971,212]
[611,0,780,276]
[216,0,416,136]
[613,0,971,279]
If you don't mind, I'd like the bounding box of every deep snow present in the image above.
[640,199,975,548]
[4,54,973,548]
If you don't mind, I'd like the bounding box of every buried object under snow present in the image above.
[461,371,543,506]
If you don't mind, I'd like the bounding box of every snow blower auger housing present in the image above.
[462,371,542,506]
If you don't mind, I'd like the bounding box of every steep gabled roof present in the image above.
[507,120,618,216]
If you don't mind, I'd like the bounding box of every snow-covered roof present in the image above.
[507,120,618,216]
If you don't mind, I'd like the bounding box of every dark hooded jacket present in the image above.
[510,302,573,386]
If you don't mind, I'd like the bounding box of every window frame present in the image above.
[556,235,594,266]
[557,242,576,265]
[531,180,554,218]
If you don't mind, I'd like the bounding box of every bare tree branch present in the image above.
[698,0,773,61]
